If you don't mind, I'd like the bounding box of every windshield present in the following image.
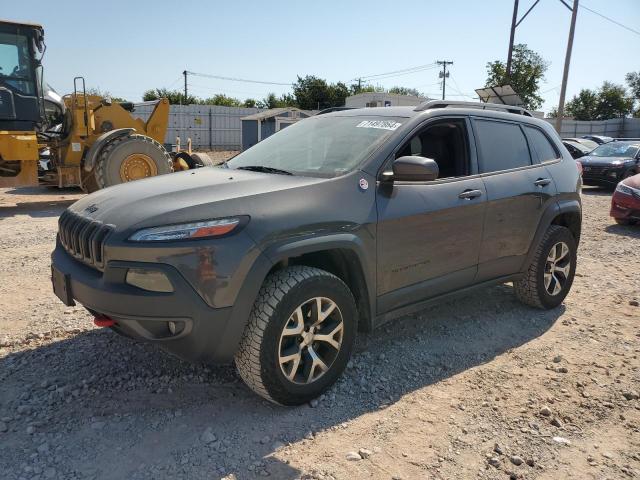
[566,141,589,152]
[0,32,35,95]
[228,116,404,177]
[590,142,639,158]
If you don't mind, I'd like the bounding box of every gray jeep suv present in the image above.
[51,101,582,405]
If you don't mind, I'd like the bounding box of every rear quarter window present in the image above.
[524,126,560,163]
[473,119,531,173]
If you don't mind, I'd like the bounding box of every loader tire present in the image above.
[95,134,172,189]
[190,152,214,167]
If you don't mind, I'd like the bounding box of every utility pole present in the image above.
[183,70,188,104]
[437,60,453,100]
[505,0,541,77]
[506,0,520,77]
[555,0,579,134]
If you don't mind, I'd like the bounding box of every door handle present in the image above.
[534,178,552,187]
[458,189,483,200]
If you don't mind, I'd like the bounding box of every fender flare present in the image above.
[210,233,376,362]
[262,234,376,328]
[521,198,582,272]
[82,128,135,172]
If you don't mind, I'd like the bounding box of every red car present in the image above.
[611,172,640,225]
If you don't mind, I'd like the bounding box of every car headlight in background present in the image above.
[129,217,242,242]
[615,183,636,196]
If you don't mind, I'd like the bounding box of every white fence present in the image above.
[132,104,262,151]
[544,117,640,138]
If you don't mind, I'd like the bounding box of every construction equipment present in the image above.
[0,19,208,192]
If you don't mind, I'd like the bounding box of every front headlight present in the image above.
[615,183,635,195]
[129,217,242,242]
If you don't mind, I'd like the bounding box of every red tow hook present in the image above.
[94,315,115,327]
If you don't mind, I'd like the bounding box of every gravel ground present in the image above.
[0,185,638,480]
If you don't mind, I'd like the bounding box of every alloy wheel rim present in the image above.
[278,297,344,385]
[544,241,571,296]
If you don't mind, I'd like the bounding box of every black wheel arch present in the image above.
[215,235,376,363]
[521,198,582,274]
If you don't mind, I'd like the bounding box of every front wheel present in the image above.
[235,266,357,405]
[514,225,577,309]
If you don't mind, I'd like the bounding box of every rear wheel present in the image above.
[514,225,577,309]
[94,134,172,189]
[235,266,357,405]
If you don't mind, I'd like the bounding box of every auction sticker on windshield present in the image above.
[356,120,402,131]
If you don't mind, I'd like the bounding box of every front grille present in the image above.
[582,165,608,176]
[58,210,113,270]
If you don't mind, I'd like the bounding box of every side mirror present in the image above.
[385,156,439,182]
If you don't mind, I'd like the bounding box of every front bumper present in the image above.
[51,244,241,363]
[581,165,627,186]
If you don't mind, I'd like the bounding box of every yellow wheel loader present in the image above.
[0,20,206,192]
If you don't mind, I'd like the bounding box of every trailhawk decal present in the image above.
[355,120,402,131]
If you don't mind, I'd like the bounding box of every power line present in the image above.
[187,71,292,86]
[355,63,438,81]
[448,76,476,99]
[579,3,640,37]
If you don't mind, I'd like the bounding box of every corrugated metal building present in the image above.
[345,92,429,108]
[240,108,313,150]
[132,104,262,150]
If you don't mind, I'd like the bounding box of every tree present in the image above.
[86,87,127,103]
[349,82,378,95]
[258,92,297,109]
[485,44,549,110]
[143,88,198,105]
[565,88,599,120]
[243,99,257,108]
[564,82,633,120]
[292,75,350,110]
[594,81,633,119]
[199,94,241,107]
[388,86,423,97]
[626,71,640,117]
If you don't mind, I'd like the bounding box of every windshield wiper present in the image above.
[236,166,293,175]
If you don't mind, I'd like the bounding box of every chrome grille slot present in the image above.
[57,210,113,270]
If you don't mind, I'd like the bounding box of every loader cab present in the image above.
[0,20,45,131]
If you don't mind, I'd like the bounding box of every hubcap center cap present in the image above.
[300,330,315,346]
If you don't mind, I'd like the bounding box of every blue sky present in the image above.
[5,0,639,113]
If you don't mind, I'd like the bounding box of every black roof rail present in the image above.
[414,100,533,117]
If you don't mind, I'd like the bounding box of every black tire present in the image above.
[514,225,577,309]
[95,134,173,189]
[235,266,357,406]
[190,152,214,167]
[172,152,195,170]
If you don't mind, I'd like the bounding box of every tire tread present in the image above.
[235,266,346,404]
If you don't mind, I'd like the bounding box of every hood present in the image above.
[68,167,325,233]
[622,172,640,189]
[579,155,635,165]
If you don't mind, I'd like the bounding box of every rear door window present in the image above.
[473,119,531,173]
[524,126,560,163]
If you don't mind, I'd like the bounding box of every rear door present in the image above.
[472,118,557,281]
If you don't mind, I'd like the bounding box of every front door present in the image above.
[376,117,486,314]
